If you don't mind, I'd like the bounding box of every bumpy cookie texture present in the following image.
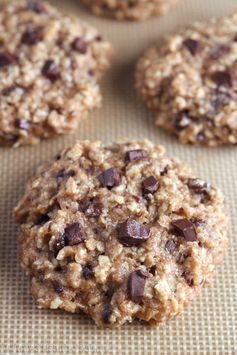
[135,12,237,146]
[14,140,228,328]
[0,1,112,146]
[82,0,178,21]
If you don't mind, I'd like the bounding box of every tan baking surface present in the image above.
[0,0,236,354]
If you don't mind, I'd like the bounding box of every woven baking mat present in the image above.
[0,0,236,354]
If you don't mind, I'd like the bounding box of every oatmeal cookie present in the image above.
[135,12,237,146]
[14,139,228,328]
[0,1,112,146]
[82,0,178,21]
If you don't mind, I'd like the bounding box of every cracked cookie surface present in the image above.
[135,12,237,146]
[14,139,228,328]
[0,1,112,146]
[82,0,178,21]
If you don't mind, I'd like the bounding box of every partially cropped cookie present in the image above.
[82,0,178,21]
[14,139,228,328]
[0,1,112,146]
[135,12,237,146]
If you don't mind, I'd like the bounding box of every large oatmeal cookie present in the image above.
[14,140,228,328]
[135,12,237,146]
[82,0,178,21]
[0,1,112,146]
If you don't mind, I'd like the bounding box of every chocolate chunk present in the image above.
[183,38,199,55]
[82,264,94,279]
[174,111,192,130]
[102,303,112,323]
[15,119,31,130]
[104,285,115,299]
[188,178,210,194]
[64,223,86,246]
[35,213,50,225]
[26,1,47,13]
[148,265,156,275]
[211,91,231,111]
[126,149,147,162]
[182,271,193,287]
[197,132,205,143]
[211,70,232,87]
[142,176,159,195]
[98,168,121,188]
[53,235,66,255]
[21,27,43,45]
[127,270,149,303]
[42,60,60,81]
[71,37,87,54]
[117,219,150,247]
[0,52,15,68]
[53,280,63,293]
[165,240,176,254]
[56,169,75,183]
[171,218,197,242]
[209,44,230,60]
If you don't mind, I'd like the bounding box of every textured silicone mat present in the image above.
[0,0,236,354]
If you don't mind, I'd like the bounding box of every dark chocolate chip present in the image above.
[197,132,205,143]
[98,167,121,188]
[82,264,94,279]
[165,240,176,254]
[56,169,75,183]
[26,1,47,13]
[35,213,50,225]
[126,149,147,162]
[142,176,159,195]
[211,91,231,111]
[209,44,230,60]
[173,111,192,130]
[160,166,169,176]
[21,27,43,45]
[42,60,60,81]
[64,223,86,246]
[53,235,66,255]
[171,218,197,242]
[127,270,149,303]
[0,52,15,68]
[211,70,232,87]
[117,219,150,247]
[188,178,210,194]
[183,38,199,55]
[182,271,194,287]
[15,119,31,130]
[149,265,156,275]
[55,265,67,273]
[102,303,112,323]
[53,280,63,293]
[71,37,87,54]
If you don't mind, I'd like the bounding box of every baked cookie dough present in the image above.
[82,0,178,21]
[135,12,237,146]
[0,1,112,146]
[14,139,228,328]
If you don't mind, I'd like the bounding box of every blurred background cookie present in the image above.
[82,0,179,21]
[0,1,112,146]
[135,11,237,146]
